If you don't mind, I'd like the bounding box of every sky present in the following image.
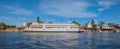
[0,0,120,26]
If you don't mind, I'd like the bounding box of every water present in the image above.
[0,32,120,49]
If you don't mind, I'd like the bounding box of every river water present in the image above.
[0,32,120,49]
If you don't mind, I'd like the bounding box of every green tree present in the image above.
[48,21,53,24]
[71,21,80,26]
[0,22,6,29]
[99,21,105,26]
[6,25,16,28]
[38,20,43,23]
[108,23,115,27]
[27,22,32,26]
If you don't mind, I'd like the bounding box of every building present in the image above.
[86,22,92,28]
[101,25,114,29]
[92,19,97,25]
[101,24,114,32]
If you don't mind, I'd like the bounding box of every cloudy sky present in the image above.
[0,0,120,26]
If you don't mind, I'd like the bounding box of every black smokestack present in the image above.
[37,16,39,23]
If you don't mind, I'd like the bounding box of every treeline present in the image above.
[0,22,16,29]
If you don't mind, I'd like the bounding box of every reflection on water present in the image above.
[0,32,120,49]
[24,33,79,49]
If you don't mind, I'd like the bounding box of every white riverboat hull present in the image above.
[23,23,84,33]
[23,30,81,33]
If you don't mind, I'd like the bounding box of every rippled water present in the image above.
[0,32,120,49]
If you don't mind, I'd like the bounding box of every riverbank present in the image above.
[0,28,22,32]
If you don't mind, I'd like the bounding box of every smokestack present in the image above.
[37,16,39,23]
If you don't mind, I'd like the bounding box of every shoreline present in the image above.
[0,31,119,33]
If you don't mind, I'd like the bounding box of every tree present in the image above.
[6,25,16,28]
[27,22,32,26]
[71,21,80,26]
[0,22,17,29]
[0,22,6,29]
[108,23,115,27]
[48,21,53,24]
[38,21,43,23]
[99,21,105,26]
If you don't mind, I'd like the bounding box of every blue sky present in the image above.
[0,0,120,26]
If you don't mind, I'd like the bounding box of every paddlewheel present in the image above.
[79,27,85,33]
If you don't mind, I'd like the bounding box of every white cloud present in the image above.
[39,0,97,18]
[1,16,12,20]
[98,0,116,12]
[0,5,33,15]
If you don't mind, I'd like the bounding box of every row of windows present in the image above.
[29,27,79,28]
[30,25,78,27]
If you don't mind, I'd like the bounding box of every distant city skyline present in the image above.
[0,0,120,26]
